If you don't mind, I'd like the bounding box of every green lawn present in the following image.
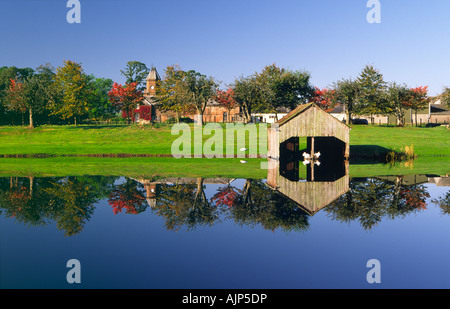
[0,124,448,178]
[349,125,450,157]
[0,155,447,178]
[0,123,448,157]
[0,157,268,179]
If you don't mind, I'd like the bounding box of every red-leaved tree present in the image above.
[215,88,238,122]
[135,105,152,121]
[5,79,27,125]
[108,82,143,123]
[410,86,429,126]
[311,87,335,112]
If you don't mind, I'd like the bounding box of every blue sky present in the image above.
[1,0,449,95]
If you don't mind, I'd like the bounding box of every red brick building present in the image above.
[141,67,243,123]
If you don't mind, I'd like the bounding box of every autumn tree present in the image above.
[4,79,27,125]
[155,65,192,122]
[0,66,34,124]
[108,82,143,124]
[215,87,238,122]
[311,87,334,112]
[410,86,429,126]
[53,60,93,125]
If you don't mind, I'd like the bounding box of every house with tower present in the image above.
[140,66,160,123]
[140,67,243,123]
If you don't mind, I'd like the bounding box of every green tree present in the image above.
[179,70,217,126]
[355,65,388,122]
[87,75,114,120]
[386,82,410,126]
[53,60,93,125]
[232,75,260,123]
[255,64,313,116]
[120,61,149,91]
[440,87,450,109]
[328,78,360,125]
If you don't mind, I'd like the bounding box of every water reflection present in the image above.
[0,174,448,236]
[326,176,431,230]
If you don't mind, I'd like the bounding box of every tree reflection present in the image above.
[326,177,430,230]
[214,179,311,232]
[432,191,450,214]
[0,176,116,236]
[151,178,220,231]
[0,177,48,226]
[0,175,439,235]
[108,178,147,215]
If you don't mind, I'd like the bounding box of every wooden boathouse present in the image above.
[266,103,351,215]
[268,103,350,162]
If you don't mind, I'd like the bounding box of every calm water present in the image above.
[0,175,449,289]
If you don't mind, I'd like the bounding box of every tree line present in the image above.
[1,60,447,127]
[155,63,437,126]
[0,61,115,127]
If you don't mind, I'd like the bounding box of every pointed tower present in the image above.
[144,67,161,97]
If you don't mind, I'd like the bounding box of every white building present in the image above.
[251,113,289,123]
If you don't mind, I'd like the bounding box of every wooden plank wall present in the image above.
[267,124,280,159]
[275,174,350,215]
[279,107,350,145]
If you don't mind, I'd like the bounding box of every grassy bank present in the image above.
[0,124,448,179]
[0,124,448,157]
[0,157,268,179]
[0,155,447,178]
